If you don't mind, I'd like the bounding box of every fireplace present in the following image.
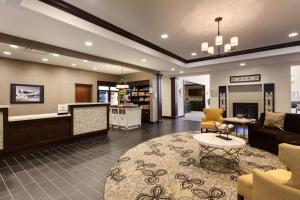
[233,103,259,119]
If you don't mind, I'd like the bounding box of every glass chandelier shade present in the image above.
[215,35,223,46]
[230,37,239,47]
[207,46,214,54]
[116,67,129,89]
[201,42,209,51]
[224,43,231,53]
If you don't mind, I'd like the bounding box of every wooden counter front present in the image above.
[7,115,71,152]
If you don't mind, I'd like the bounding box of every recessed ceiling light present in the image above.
[171,68,175,71]
[289,32,298,38]
[71,63,77,66]
[105,64,110,67]
[240,62,246,66]
[85,41,93,46]
[191,52,197,56]
[141,59,147,62]
[83,59,88,63]
[9,44,19,48]
[180,71,184,74]
[161,34,169,39]
[42,58,48,62]
[3,51,11,55]
[93,67,97,70]
[52,53,59,57]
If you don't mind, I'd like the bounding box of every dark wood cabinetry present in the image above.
[8,116,71,152]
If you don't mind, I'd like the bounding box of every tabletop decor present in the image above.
[214,122,234,140]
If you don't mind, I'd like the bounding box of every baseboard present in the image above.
[162,115,184,119]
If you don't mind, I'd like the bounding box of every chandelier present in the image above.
[201,17,238,55]
[116,67,129,89]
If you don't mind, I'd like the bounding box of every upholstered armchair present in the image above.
[237,143,300,200]
[200,108,223,132]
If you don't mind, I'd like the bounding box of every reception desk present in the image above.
[1,103,109,153]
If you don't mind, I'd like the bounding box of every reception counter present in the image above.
[0,103,109,153]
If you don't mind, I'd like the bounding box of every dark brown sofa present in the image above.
[248,113,300,154]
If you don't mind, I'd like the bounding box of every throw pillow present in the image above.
[264,112,286,129]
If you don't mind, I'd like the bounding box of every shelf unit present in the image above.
[129,82,150,122]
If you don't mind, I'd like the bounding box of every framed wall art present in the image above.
[230,74,261,83]
[11,84,44,104]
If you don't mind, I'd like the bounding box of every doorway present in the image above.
[181,74,210,121]
[75,84,92,103]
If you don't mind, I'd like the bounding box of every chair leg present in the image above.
[237,194,244,200]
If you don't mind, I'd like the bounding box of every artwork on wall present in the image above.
[264,83,275,112]
[219,86,227,117]
[210,90,218,97]
[230,74,261,83]
[11,84,44,104]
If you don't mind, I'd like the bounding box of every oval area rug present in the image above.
[104,132,285,200]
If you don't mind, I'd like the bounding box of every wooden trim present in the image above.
[0,108,8,152]
[162,115,184,119]
[38,0,186,63]
[157,73,163,122]
[0,32,158,73]
[170,77,178,117]
[37,1,300,64]
[187,40,300,63]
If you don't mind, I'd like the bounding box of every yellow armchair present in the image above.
[200,108,223,132]
[237,143,300,200]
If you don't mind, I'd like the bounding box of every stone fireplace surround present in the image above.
[228,84,263,118]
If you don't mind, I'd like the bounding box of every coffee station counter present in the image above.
[110,105,141,129]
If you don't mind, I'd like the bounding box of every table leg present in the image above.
[243,123,245,139]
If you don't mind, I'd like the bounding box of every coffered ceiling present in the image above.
[62,0,300,60]
[1,0,300,75]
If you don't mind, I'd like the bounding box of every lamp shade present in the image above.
[207,46,214,54]
[224,44,231,52]
[230,37,238,47]
[215,35,223,46]
[201,42,209,51]
[116,78,129,89]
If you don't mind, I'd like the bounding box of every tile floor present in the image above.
[0,119,200,200]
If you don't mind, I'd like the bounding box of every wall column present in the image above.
[157,73,163,122]
[170,77,178,118]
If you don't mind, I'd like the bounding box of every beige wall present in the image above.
[0,58,119,116]
[210,64,291,115]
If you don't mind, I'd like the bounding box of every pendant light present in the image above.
[116,67,129,89]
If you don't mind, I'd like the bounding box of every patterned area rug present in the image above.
[104,132,285,200]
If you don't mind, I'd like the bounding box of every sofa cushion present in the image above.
[255,127,284,140]
[264,112,286,129]
[284,113,300,134]
[277,134,300,146]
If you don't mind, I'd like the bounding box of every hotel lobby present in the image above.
[0,0,300,200]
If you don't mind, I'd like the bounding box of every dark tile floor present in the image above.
[0,119,200,200]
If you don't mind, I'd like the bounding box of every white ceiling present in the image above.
[64,0,300,59]
[0,0,300,76]
[0,42,139,74]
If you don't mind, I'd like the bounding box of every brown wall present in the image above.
[0,58,119,116]
[124,71,152,82]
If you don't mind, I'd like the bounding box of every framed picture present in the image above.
[11,84,44,104]
[230,74,261,83]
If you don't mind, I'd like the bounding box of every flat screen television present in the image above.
[188,89,201,96]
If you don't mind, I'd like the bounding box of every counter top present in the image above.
[67,102,110,106]
[9,113,71,122]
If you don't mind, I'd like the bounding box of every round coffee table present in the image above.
[193,133,246,171]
